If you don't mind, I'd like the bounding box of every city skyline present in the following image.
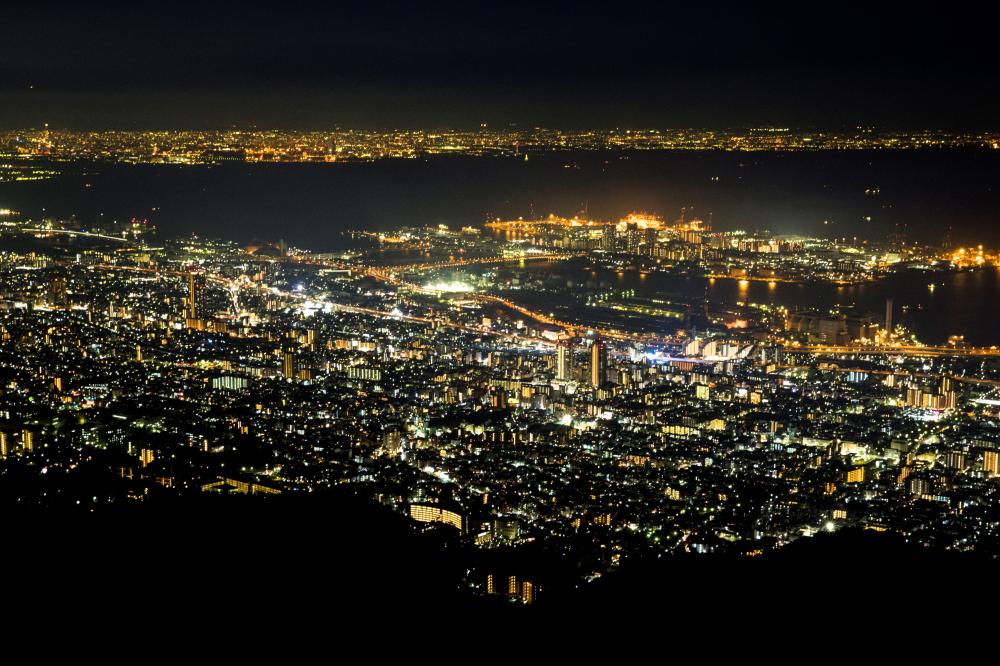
[4,205,1000,610]
[4,2,1000,617]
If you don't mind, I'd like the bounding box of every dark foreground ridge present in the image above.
[7,490,992,620]
[564,528,992,610]
[10,491,482,610]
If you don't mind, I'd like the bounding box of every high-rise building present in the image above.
[409,504,465,533]
[590,339,607,388]
[625,223,641,253]
[556,340,573,381]
[186,273,200,320]
[944,451,967,471]
[908,476,932,496]
[381,430,403,458]
[283,349,296,379]
[600,226,617,251]
[983,450,999,477]
[49,276,68,306]
[885,298,893,341]
[644,227,658,249]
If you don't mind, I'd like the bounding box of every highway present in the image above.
[802,344,1000,358]
[384,252,582,272]
[805,365,1000,387]
[17,227,138,244]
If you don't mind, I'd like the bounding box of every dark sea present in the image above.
[520,261,1000,347]
[3,149,1000,343]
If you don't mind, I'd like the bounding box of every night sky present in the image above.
[1,2,997,130]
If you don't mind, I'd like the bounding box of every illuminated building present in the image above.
[644,226,658,248]
[909,477,932,496]
[212,375,249,391]
[885,298,893,340]
[48,276,67,306]
[944,451,967,471]
[600,226,617,251]
[682,229,702,244]
[381,430,402,458]
[624,222,641,253]
[347,366,382,382]
[186,272,200,319]
[590,339,607,388]
[483,572,535,604]
[556,340,573,381]
[0,432,8,457]
[785,311,878,344]
[201,478,281,495]
[984,450,999,477]
[283,349,296,379]
[409,504,465,534]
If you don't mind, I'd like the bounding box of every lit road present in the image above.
[384,253,582,272]
[18,227,138,244]
[802,344,1000,358]
[806,365,1000,387]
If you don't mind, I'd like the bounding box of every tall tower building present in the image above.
[643,227,658,251]
[625,223,641,254]
[884,298,893,341]
[49,276,68,307]
[556,340,573,381]
[600,226,617,252]
[590,339,607,388]
[187,273,200,320]
[283,349,296,379]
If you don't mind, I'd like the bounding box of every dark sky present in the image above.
[1,1,997,130]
